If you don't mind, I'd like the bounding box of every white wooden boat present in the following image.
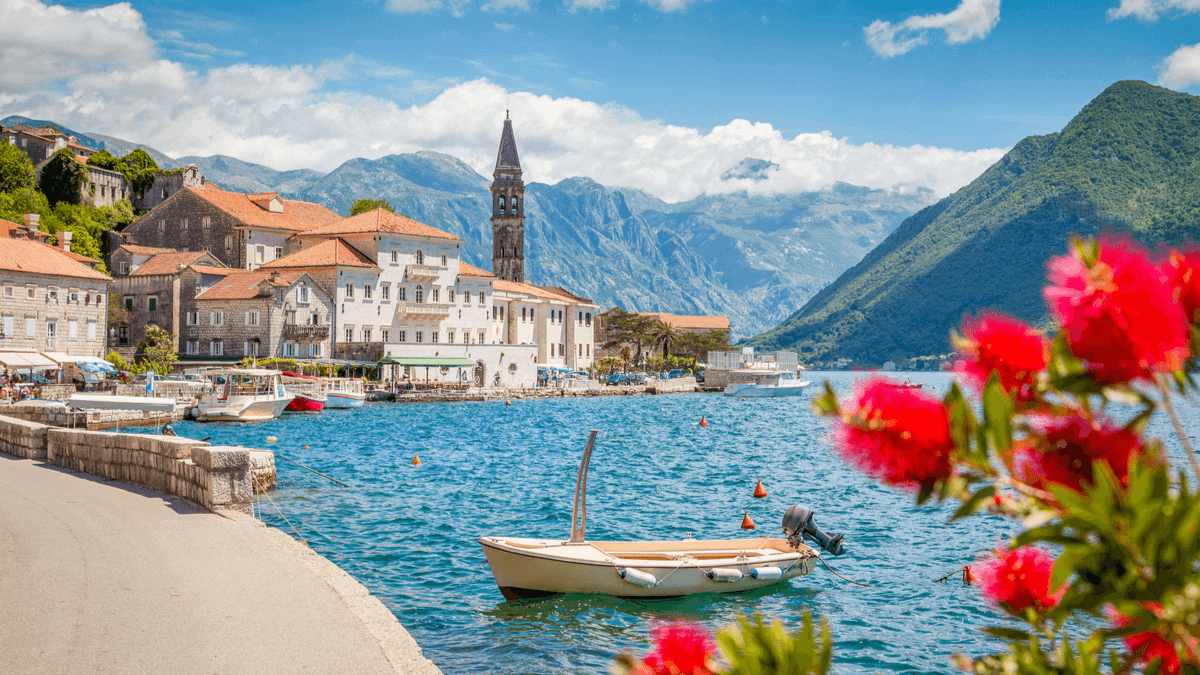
[479,431,847,600]
[723,371,812,397]
[191,369,293,422]
[322,377,366,408]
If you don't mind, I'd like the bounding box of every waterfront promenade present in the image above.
[0,454,441,675]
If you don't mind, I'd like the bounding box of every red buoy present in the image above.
[412,453,421,466]
[699,416,709,427]
[753,479,767,499]
[741,511,755,530]
[506,399,512,406]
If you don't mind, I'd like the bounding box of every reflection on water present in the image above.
[173,371,1200,675]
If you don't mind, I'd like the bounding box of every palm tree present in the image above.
[620,346,632,372]
[649,320,680,358]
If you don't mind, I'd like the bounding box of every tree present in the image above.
[38,148,85,206]
[648,320,680,357]
[601,309,658,366]
[350,199,396,216]
[0,143,36,194]
[105,350,129,372]
[594,356,623,376]
[134,325,178,376]
[84,149,122,172]
[98,199,136,230]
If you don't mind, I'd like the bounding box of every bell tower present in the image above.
[491,112,525,283]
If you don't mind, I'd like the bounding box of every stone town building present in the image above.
[186,269,333,361]
[108,249,224,350]
[0,236,111,357]
[1,124,95,165]
[491,114,526,283]
[595,309,731,360]
[2,215,51,244]
[122,187,340,270]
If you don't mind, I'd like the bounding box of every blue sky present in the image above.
[5,0,1200,200]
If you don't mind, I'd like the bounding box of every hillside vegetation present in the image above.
[748,80,1200,362]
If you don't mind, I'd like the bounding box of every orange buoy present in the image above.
[741,397,746,401]
[505,399,512,406]
[963,566,973,584]
[412,453,421,466]
[303,445,309,449]
[699,416,709,427]
[753,479,767,499]
[741,510,755,530]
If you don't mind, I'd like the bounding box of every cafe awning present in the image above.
[383,356,479,368]
[0,351,58,368]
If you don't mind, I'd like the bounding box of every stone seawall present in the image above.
[0,414,268,514]
[646,377,699,394]
[0,403,183,431]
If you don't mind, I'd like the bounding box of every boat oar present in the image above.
[272,451,349,488]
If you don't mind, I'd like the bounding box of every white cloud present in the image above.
[481,0,535,11]
[494,22,516,30]
[1107,0,1200,21]
[1157,43,1200,89]
[4,0,1006,204]
[638,0,707,11]
[383,0,471,15]
[564,0,617,9]
[864,0,1001,58]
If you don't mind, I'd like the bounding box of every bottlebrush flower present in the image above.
[1110,604,1184,675]
[1168,249,1200,326]
[637,623,715,675]
[835,377,954,491]
[1044,237,1189,385]
[973,546,1062,614]
[957,314,1048,401]
[1013,414,1142,493]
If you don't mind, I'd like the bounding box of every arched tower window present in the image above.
[498,195,506,214]
[415,285,424,303]
[512,197,519,215]
[416,250,424,265]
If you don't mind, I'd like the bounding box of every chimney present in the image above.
[59,230,72,253]
[23,213,39,233]
[271,271,281,284]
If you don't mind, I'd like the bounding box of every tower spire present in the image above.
[491,115,525,283]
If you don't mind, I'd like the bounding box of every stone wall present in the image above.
[82,165,129,208]
[0,270,109,356]
[646,376,698,394]
[139,165,205,212]
[125,190,244,269]
[0,402,183,430]
[0,414,267,514]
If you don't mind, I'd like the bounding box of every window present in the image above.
[68,320,78,340]
[586,313,592,326]
[441,254,447,266]
[203,217,211,229]
[430,330,438,343]
[479,291,485,304]
[499,195,506,213]
[309,343,323,357]
[462,289,470,304]
[448,289,455,303]
[88,320,96,341]
[345,283,354,299]
[493,306,498,320]
[27,286,34,299]
[381,329,389,342]
[246,311,260,326]
[415,286,424,303]
[416,250,425,265]
[69,291,79,303]
[284,342,298,357]
[391,250,398,264]
[3,316,12,337]
[381,285,389,300]
[398,330,406,342]
[447,330,455,344]
[285,310,296,325]
[118,326,128,345]
[298,286,310,303]
[363,328,372,342]
[256,246,264,263]
[244,341,259,357]
[560,343,565,357]
[211,311,224,326]
[431,289,439,303]
[416,331,423,343]
[187,312,200,326]
[95,293,103,306]
[25,317,35,337]
[578,311,583,325]
[157,220,165,232]
[119,261,129,274]
[124,296,133,311]
[181,218,188,230]
[345,327,354,342]
[148,297,157,312]
[587,344,591,356]
[479,331,486,344]
[161,188,168,199]
[398,287,407,301]
[225,236,233,250]
[364,285,372,300]
[310,313,320,326]
[275,247,283,259]
[186,341,199,355]
[210,340,224,356]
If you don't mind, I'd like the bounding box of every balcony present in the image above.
[282,324,330,340]
[406,264,444,281]
[395,302,451,320]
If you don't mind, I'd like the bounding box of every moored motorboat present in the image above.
[322,377,366,408]
[281,372,326,412]
[723,370,812,397]
[192,369,293,422]
[480,431,847,599]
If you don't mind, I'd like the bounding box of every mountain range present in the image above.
[2,115,932,338]
[748,80,1200,362]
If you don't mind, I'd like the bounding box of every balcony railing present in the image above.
[406,264,444,281]
[282,324,330,340]
[395,302,451,320]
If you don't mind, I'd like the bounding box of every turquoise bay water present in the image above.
[172,372,1199,675]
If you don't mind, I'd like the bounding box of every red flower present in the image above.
[1168,249,1200,325]
[1044,237,1189,385]
[958,314,1048,401]
[835,377,954,491]
[1110,604,1184,675]
[638,623,715,675]
[973,546,1062,614]
[1013,414,1142,493]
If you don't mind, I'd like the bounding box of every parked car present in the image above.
[668,369,685,379]
[606,373,629,386]
[628,373,649,385]
[695,370,706,384]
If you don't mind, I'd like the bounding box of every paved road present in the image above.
[0,455,422,675]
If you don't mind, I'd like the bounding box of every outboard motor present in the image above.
[782,504,846,556]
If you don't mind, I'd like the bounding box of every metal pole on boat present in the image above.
[569,429,598,543]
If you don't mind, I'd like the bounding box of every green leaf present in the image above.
[982,626,1034,641]
[982,375,1014,454]
[812,381,840,417]
[951,485,996,522]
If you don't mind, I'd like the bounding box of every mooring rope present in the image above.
[817,555,872,587]
[253,475,308,546]
[932,566,973,584]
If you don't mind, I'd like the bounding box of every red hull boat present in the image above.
[282,372,327,412]
[285,391,326,412]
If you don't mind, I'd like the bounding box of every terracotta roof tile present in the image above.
[189,265,233,276]
[261,238,377,270]
[457,261,494,277]
[131,251,216,276]
[638,312,730,330]
[117,244,176,256]
[300,208,460,241]
[202,181,224,192]
[56,248,100,264]
[195,269,304,300]
[0,238,110,281]
[188,188,340,233]
[0,218,51,241]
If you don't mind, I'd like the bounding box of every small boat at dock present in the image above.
[723,370,812,398]
[480,431,847,599]
[322,377,366,408]
[191,369,293,422]
[281,372,326,413]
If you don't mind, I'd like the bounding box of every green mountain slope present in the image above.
[748,81,1200,362]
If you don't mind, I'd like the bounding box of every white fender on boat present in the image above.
[618,567,658,588]
[750,566,783,580]
[706,568,744,582]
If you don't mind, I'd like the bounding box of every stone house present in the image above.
[110,244,178,277]
[187,270,333,361]
[0,236,111,357]
[1,124,95,165]
[122,187,340,270]
[2,215,51,244]
[109,250,225,350]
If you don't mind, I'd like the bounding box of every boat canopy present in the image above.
[202,368,281,376]
[383,356,478,367]
[0,351,58,368]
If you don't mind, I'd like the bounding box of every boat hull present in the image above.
[325,391,366,408]
[285,392,326,413]
[479,536,816,599]
[195,397,293,422]
[724,381,812,397]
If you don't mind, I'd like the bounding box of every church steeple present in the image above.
[491,115,525,282]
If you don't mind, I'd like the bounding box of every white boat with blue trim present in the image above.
[723,370,812,397]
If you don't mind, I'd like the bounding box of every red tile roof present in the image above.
[300,208,460,241]
[131,251,218,276]
[457,261,494,278]
[202,181,224,192]
[117,244,176,256]
[0,238,110,281]
[190,265,233,276]
[261,238,377,270]
[56,248,101,265]
[0,218,51,241]
[188,188,340,233]
[195,269,305,300]
[638,312,730,330]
